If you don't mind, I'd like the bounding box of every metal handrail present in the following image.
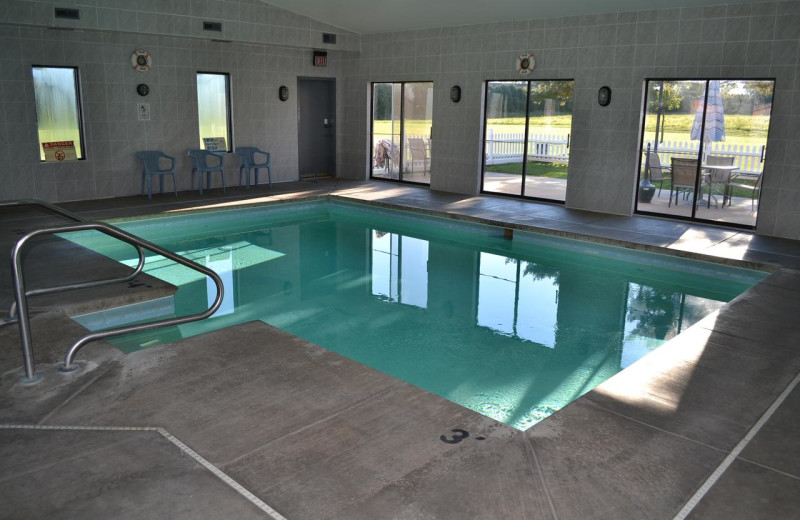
[9,209,224,383]
[2,199,147,321]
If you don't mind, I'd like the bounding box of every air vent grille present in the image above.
[322,33,337,44]
[203,21,222,32]
[54,7,80,20]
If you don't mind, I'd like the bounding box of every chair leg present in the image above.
[267,166,271,189]
[254,168,259,188]
[159,175,164,195]
[171,173,177,197]
[221,171,226,193]
[147,176,153,199]
[141,171,146,196]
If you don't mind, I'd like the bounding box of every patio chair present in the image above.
[235,147,271,190]
[135,151,177,200]
[646,152,670,197]
[188,149,226,195]
[705,155,735,207]
[407,138,429,175]
[727,173,763,212]
[669,158,699,207]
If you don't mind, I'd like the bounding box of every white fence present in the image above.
[485,129,570,165]
[643,140,765,175]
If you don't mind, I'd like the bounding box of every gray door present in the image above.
[298,78,335,178]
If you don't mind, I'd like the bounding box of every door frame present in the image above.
[297,76,337,179]
[369,81,434,186]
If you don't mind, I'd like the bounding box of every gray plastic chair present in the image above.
[136,151,177,200]
[235,147,271,189]
[188,149,225,194]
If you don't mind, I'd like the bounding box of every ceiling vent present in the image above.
[203,21,222,32]
[54,7,80,20]
[322,33,337,44]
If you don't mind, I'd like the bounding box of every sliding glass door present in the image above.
[371,82,433,185]
[482,80,573,202]
[636,79,774,229]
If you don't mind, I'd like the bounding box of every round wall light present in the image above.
[279,85,289,102]
[450,85,462,103]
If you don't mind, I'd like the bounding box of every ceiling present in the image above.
[265,0,757,34]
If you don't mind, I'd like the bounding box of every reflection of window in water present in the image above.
[206,247,235,317]
[371,231,428,309]
[477,253,559,347]
[621,282,725,368]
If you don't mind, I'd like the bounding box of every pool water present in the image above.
[67,201,765,430]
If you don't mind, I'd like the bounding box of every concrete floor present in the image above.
[1,180,799,519]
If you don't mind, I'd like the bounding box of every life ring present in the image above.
[131,50,152,72]
[517,52,535,75]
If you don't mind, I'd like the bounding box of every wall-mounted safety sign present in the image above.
[42,141,77,162]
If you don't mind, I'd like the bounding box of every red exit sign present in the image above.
[313,50,327,67]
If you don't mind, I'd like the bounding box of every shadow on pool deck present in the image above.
[1,180,799,519]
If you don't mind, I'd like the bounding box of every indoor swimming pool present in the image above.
[66,201,766,430]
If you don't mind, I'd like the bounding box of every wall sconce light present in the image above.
[598,86,612,106]
[450,85,461,103]
[279,85,289,102]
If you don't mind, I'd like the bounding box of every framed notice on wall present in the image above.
[203,137,227,152]
[42,141,77,162]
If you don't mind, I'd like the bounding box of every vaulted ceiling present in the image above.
[264,0,757,34]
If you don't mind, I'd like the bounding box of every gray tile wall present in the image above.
[340,1,800,239]
[0,1,352,200]
[1,1,800,240]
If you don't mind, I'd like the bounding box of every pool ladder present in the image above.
[1,199,224,384]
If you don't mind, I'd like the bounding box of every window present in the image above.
[32,66,85,161]
[636,79,774,229]
[196,72,232,152]
[370,230,429,309]
[371,82,433,185]
[481,80,574,201]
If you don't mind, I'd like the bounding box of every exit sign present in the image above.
[313,50,327,67]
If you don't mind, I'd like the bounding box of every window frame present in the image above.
[480,78,575,203]
[196,71,234,152]
[31,65,87,161]
[369,81,434,186]
[634,77,776,231]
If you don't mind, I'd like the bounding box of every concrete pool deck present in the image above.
[1,180,799,519]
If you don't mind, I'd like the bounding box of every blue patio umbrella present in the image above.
[690,80,725,143]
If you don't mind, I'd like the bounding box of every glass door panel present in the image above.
[693,80,773,227]
[523,81,573,201]
[636,79,774,229]
[371,83,402,180]
[637,80,705,218]
[483,81,528,196]
[401,82,433,185]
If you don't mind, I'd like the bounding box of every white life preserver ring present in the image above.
[131,50,152,72]
[517,53,535,75]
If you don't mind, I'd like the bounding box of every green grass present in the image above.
[486,162,568,178]
[644,114,770,138]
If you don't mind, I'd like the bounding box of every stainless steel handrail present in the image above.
[7,203,224,383]
[3,199,147,322]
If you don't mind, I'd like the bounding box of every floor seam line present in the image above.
[586,401,728,455]
[524,437,559,520]
[37,361,119,425]
[735,456,800,482]
[219,385,397,468]
[0,423,287,520]
[672,369,800,520]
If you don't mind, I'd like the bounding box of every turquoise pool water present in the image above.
[67,201,765,430]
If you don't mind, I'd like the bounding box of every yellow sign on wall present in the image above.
[42,141,77,162]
